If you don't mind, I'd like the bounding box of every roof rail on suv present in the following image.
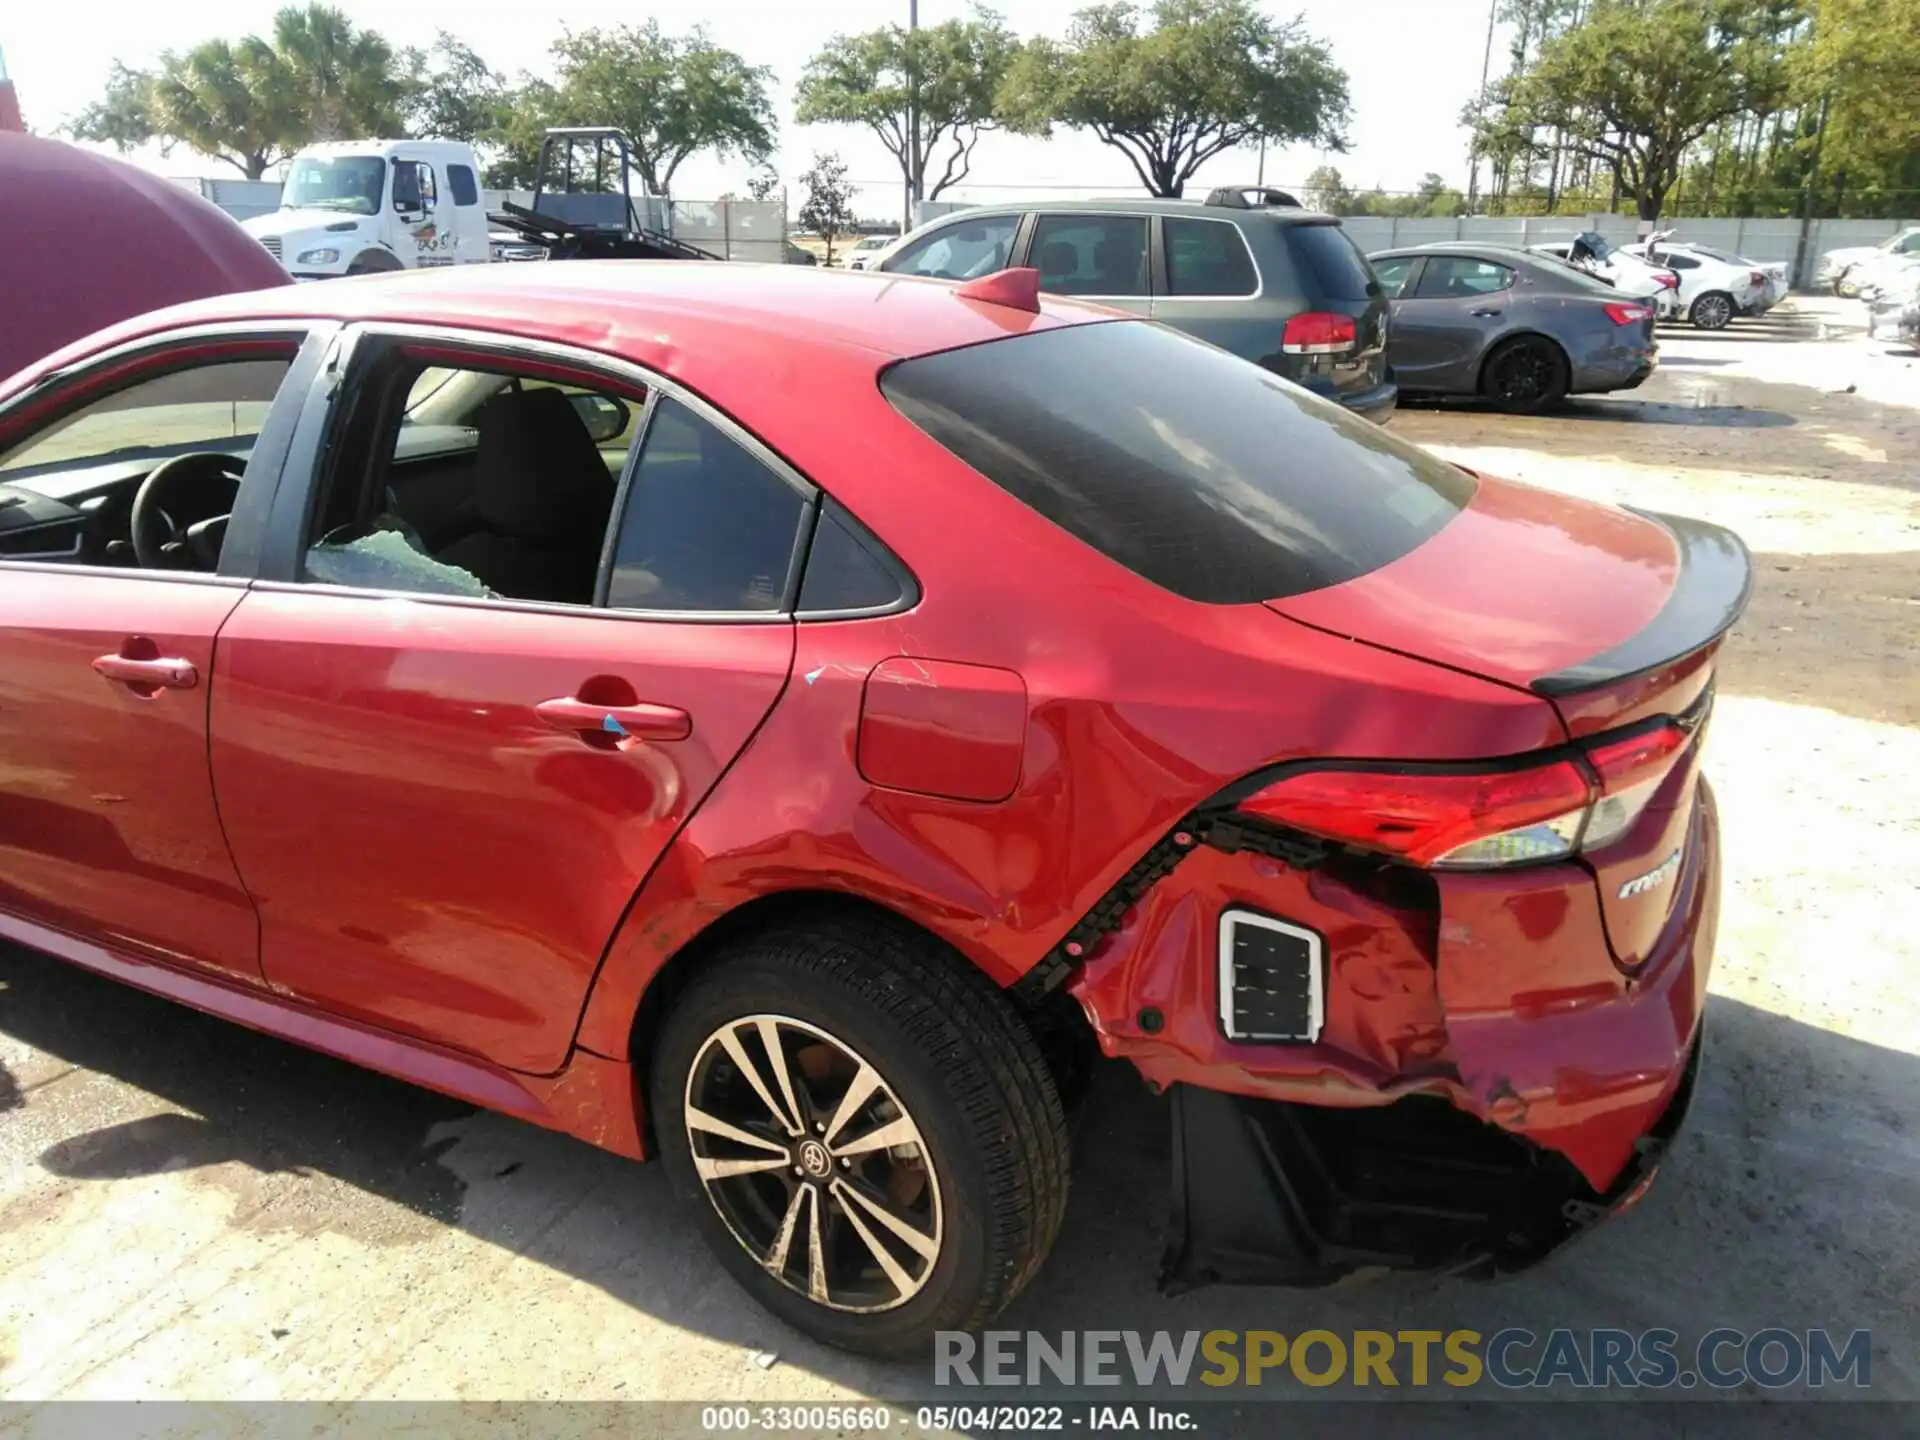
[1205,186,1303,210]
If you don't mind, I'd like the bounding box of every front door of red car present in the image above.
[0,333,316,985]
[208,333,809,1073]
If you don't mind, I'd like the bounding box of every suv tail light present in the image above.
[1603,301,1654,325]
[1237,720,1692,870]
[1282,312,1357,354]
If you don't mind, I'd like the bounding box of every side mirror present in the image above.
[569,393,628,444]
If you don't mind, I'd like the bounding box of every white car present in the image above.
[1527,236,1683,319]
[1864,260,1920,346]
[1817,228,1920,297]
[1619,234,1768,330]
[1626,235,1786,319]
[842,234,897,270]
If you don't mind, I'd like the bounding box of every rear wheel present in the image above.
[1689,291,1734,329]
[1480,335,1569,414]
[650,917,1069,1357]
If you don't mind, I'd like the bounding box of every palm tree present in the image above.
[271,3,408,141]
[149,37,302,179]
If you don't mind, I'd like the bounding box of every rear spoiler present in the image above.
[1532,509,1752,695]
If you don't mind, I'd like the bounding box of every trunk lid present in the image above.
[1269,472,1750,969]
[1268,472,1709,709]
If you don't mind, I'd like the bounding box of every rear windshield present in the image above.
[1287,222,1377,302]
[881,322,1474,604]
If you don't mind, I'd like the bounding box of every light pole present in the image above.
[905,0,921,233]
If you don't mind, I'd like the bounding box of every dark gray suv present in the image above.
[875,190,1397,423]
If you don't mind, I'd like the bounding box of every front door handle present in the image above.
[93,653,199,690]
[536,695,691,742]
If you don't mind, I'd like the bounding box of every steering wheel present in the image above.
[129,452,246,570]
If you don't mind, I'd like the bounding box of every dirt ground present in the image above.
[1,296,1915,1432]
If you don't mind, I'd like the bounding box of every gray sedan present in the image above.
[1368,244,1658,414]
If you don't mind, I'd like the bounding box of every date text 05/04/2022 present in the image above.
[699,1405,1197,1432]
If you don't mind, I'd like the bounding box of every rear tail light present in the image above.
[1603,301,1654,325]
[1655,272,1679,289]
[1750,270,1766,287]
[1282,311,1357,354]
[1579,721,1687,851]
[1237,720,1693,870]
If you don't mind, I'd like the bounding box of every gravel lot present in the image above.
[1,296,1914,1431]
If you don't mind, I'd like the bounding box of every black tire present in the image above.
[650,915,1070,1358]
[346,250,404,275]
[1689,291,1735,330]
[1480,335,1569,415]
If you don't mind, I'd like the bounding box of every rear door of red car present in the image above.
[208,326,804,1073]
[0,326,326,988]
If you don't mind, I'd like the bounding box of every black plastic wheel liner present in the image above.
[1159,1028,1702,1293]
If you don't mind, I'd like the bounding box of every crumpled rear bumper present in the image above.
[1161,1020,1701,1291]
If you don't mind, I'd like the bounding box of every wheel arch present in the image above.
[1689,289,1735,324]
[584,879,1095,1154]
[1476,328,1570,394]
[623,888,949,1078]
[348,246,406,273]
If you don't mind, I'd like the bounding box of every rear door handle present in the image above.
[536,695,691,742]
[1471,307,1504,318]
[92,653,199,690]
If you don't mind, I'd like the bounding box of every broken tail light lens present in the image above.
[1238,761,1592,869]
[1282,312,1358,354]
[1237,721,1694,871]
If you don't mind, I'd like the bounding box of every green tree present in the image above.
[796,9,1019,211]
[147,38,303,179]
[403,33,510,145]
[1301,164,1352,214]
[270,4,409,141]
[1797,0,1920,215]
[1472,0,1797,220]
[502,23,776,198]
[67,6,410,178]
[798,151,857,264]
[998,0,1348,198]
[67,63,157,152]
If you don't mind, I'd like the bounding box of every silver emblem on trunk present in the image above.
[1618,848,1683,899]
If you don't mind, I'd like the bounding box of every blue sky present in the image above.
[6,0,1508,220]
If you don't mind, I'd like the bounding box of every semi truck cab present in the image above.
[242,140,492,279]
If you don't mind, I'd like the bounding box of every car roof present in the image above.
[13,260,1121,381]
[930,196,1339,224]
[1368,242,1541,263]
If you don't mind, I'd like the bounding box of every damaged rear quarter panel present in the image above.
[1068,845,1455,1102]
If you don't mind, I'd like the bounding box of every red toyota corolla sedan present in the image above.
[0,262,1746,1356]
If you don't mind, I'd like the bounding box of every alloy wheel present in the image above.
[1693,293,1732,329]
[683,1014,943,1314]
[1490,342,1553,405]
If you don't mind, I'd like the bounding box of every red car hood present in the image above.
[1267,470,1750,741]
